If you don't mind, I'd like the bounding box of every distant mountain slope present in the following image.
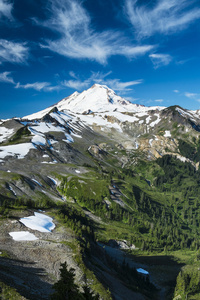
[1,84,200,168]
[1,84,200,300]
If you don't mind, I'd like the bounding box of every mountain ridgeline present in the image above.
[0,84,200,300]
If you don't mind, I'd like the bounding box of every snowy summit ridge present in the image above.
[57,83,133,114]
[23,84,164,120]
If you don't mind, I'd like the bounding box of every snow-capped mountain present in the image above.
[1,83,200,183]
[23,83,164,119]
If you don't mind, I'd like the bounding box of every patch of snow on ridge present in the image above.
[50,112,66,126]
[0,127,14,143]
[32,135,46,146]
[20,212,55,233]
[23,107,52,120]
[0,143,34,159]
[150,114,161,127]
[48,177,57,185]
[32,179,42,186]
[137,268,149,275]
[149,139,153,147]
[9,231,38,241]
[8,185,16,196]
[80,114,123,132]
[146,116,151,124]
[164,130,171,137]
[64,133,74,143]
[176,107,196,122]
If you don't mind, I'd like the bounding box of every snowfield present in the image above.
[20,212,55,233]
[137,268,149,275]
[0,143,35,159]
[164,130,171,137]
[9,231,38,241]
[0,127,14,143]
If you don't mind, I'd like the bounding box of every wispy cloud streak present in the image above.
[0,71,15,83]
[185,92,198,99]
[125,0,200,38]
[15,81,60,92]
[37,0,154,64]
[62,71,143,93]
[0,0,13,20]
[15,82,51,91]
[149,53,172,68]
[0,39,29,64]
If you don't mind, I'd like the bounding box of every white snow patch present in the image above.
[146,116,151,124]
[80,114,123,132]
[64,133,74,143]
[32,179,42,186]
[48,177,57,185]
[32,135,46,146]
[8,185,16,196]
[20,212,55,233]
[71,132,82,138]
[42,161,57,164]
[176,107,196,122]
[135,142,139,149]
[0,143,34,159]
[69,123,82,133]
[48,139,58,146]
[75,170,81,173]
[149,139,153,147]
[150,114,161,127]
[137,268,149,275]
[164,130,171,137]
[50,112,66,126]
[0,127,14,143]
[176,155,187,163]
[9,231,38,241]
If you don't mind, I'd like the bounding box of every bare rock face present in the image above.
[138,136,179,159]
[88,144,107,159]
[108,239,135,250]
[105,115,120,124]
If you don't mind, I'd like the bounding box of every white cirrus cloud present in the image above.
[0,0,13,20]
[15,81,61,92]
[15,81,52,92]
[62,71,143,93]
[184,92,198,99]
[0,39,29,64]
[149,53,172,68]
[154,99,164,103]
[125,0,200,38]
[173,90,179,93]
[0,71,15,84]
[37,0,154,64]
[62,79,90,91]
[104,78,143,91]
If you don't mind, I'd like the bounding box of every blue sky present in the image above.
[0,0,200,119]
